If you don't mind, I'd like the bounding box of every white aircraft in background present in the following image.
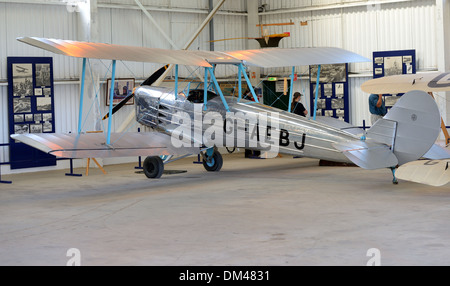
[362,73,450,186]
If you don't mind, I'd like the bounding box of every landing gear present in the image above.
[202,149,223,172]
[390,166,398,185]
[143,156,164,178]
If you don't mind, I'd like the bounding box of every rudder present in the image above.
[367,90,441,166]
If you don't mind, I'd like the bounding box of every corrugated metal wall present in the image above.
[0,0,444,174]
[261,0,436,71]
[260,0,438,127]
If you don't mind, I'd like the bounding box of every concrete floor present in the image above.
[0,152,449,266]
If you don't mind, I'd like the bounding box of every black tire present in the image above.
[143,156,164,178]
[203,150,223,172]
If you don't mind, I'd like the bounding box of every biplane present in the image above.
[10,37,444,186]
[362,73,450,186]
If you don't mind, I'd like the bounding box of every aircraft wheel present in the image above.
[143,156,164,178]
[203,150,223,172]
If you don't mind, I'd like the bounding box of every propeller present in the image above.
[102,64,169,120]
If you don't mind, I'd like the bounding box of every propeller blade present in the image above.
[102,92,134,120]
[102,64,169,120]
[141,64,169,86]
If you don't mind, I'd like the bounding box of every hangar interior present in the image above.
[0,0,450,266]
[1,0,449,175]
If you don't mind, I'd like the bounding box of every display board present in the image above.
[372,50,416,111]
[309,64,349,122]
[7,57,56,169]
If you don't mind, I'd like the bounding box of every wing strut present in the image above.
[78,58,87,134]
[237,64,243,102]
[239,63,259,103]
[174,64,179,100]
[107,60,117,145]
[204,67,208,110]
[288,66,295,112]
[313,64,321,120]
[205,66,230,112]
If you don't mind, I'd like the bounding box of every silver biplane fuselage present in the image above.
[134,86,358,163]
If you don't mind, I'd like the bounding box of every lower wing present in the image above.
[396,160,450,187]
[10,132,199,158]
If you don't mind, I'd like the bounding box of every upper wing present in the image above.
[17,37,213,67]
[361,72,450,94]
[10,132,199,158]
[224,47,369,68]
[18,37,369,68]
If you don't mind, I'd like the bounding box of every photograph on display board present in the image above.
[324,110,334,117]
[384,56,403,76]
[43,88,51,96]
[403,55,413,64]
[311,84,321,97]
[34,88,43,96]
[310,64,346,83]
[34,114,42,122]
[30,123,43,133]
[14,124,29,134]
[14,114,24,123]
[42,113,52,122]
[406,64,413,74]
[315,99,326,109]
[35,64,51,87]
[374,57,384,64]
[385,96,400,107]
[106,78,135,106]
[331,98,344,109]
[13,97,31,113]
[324,84,333,97]
[36,97,52,111]
[43,122,52,132]
[335,83,344,98]
[25,114,33,122]
[12,64,33,97]
[336,109,345,118]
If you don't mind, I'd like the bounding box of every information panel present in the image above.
[309,64,349,123]
[372,49,416,111]
[7,57,56,169]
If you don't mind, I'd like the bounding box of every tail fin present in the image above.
[367,90,441,165]
[333,90,441,170]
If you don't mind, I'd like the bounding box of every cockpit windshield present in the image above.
[187,89,218,103]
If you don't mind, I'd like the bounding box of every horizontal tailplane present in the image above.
[332,140,398,170]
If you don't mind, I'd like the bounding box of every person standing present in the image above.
[368,93,386,124]
[292,92,308,117]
